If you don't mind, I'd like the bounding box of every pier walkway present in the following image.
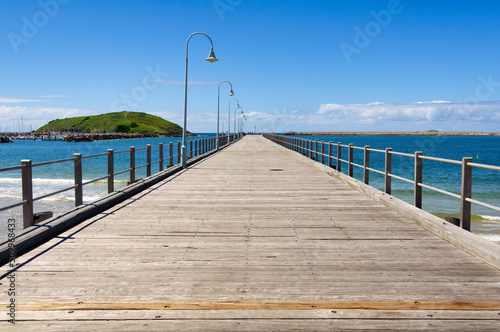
[2,135,500,330]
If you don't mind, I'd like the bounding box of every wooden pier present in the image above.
[2,135,500,330]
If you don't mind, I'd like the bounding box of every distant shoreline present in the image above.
[287,131,500,136]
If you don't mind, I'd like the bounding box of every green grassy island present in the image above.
[36,111,194,138]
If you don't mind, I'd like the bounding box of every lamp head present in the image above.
[206,49,218,63]
[229,90,235,96]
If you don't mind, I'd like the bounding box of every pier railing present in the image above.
[0,135,238,229]
[264,134,500,232]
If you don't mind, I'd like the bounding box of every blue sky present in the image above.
[1,0,500,133]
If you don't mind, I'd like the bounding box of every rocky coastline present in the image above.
[0,136,13,143]
[62,132,196,142]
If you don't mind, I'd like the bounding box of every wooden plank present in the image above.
[14,301,500,311]
[1,135,500,330]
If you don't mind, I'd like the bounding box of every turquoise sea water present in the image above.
[1,134,499,243]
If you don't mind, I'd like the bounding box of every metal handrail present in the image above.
[0,201,27,212]
[114,150,130,155]
[390,151,414,158]
[352,162,364,169]
[389,173,414,185]
[419,155,462,165]
[33,185,78,202]
[32,157,76,167]
[0,165,25,173]
[82,152,108,160]
[0,136,220,229]
[367,167,385,176]
[114,168,133,176]
[469,162,500,171]
[264,133,500,233]
[466,198,500,213]
[82,175,109,186]
[418,183,461,200]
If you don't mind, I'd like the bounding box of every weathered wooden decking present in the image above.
[2,135,500,331]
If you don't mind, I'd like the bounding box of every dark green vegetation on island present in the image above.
[36,111,192,137]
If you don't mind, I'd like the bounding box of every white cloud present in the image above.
[316,101,500,124]
[226,102,500,133]
[0,96,44,103]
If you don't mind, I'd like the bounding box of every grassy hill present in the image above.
[36,111,187,136]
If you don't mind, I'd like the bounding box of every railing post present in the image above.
[159,143,164,172]
[189,140,193,158]
[385,148,392,195]
[414,152,423,209]
[337,143,342,172]
[348,144,354,177]
[321,140,325,164]
[74,153,83,206]
[107,149,114,194]
[195,139,198,157]
[460,157,473,231]
[130,146,135,184]
[146,144,152,177]
[315,140,319,161]
[21,159,33,229]
[329,142,333,168]
[169,142,173,167]
[177,142,181,165]
[364,146,370,184]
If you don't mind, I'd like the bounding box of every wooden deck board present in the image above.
[2,135,500,330]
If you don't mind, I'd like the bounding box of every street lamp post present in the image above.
[238,110,247,138]
[182,32,218,168]
[217,81,234,150]
[234,104,241,141]
[228,98,239,144]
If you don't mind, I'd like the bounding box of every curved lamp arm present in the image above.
[182,32,218,168]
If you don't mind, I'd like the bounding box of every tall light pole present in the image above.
[182,32,218,168]
[238,109,246,138]
[217,81,234,150]
[228,98,239,144]
[234,104,241,141]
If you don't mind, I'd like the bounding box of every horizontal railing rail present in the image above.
[1,134,240,229]
[264,133,500,233]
